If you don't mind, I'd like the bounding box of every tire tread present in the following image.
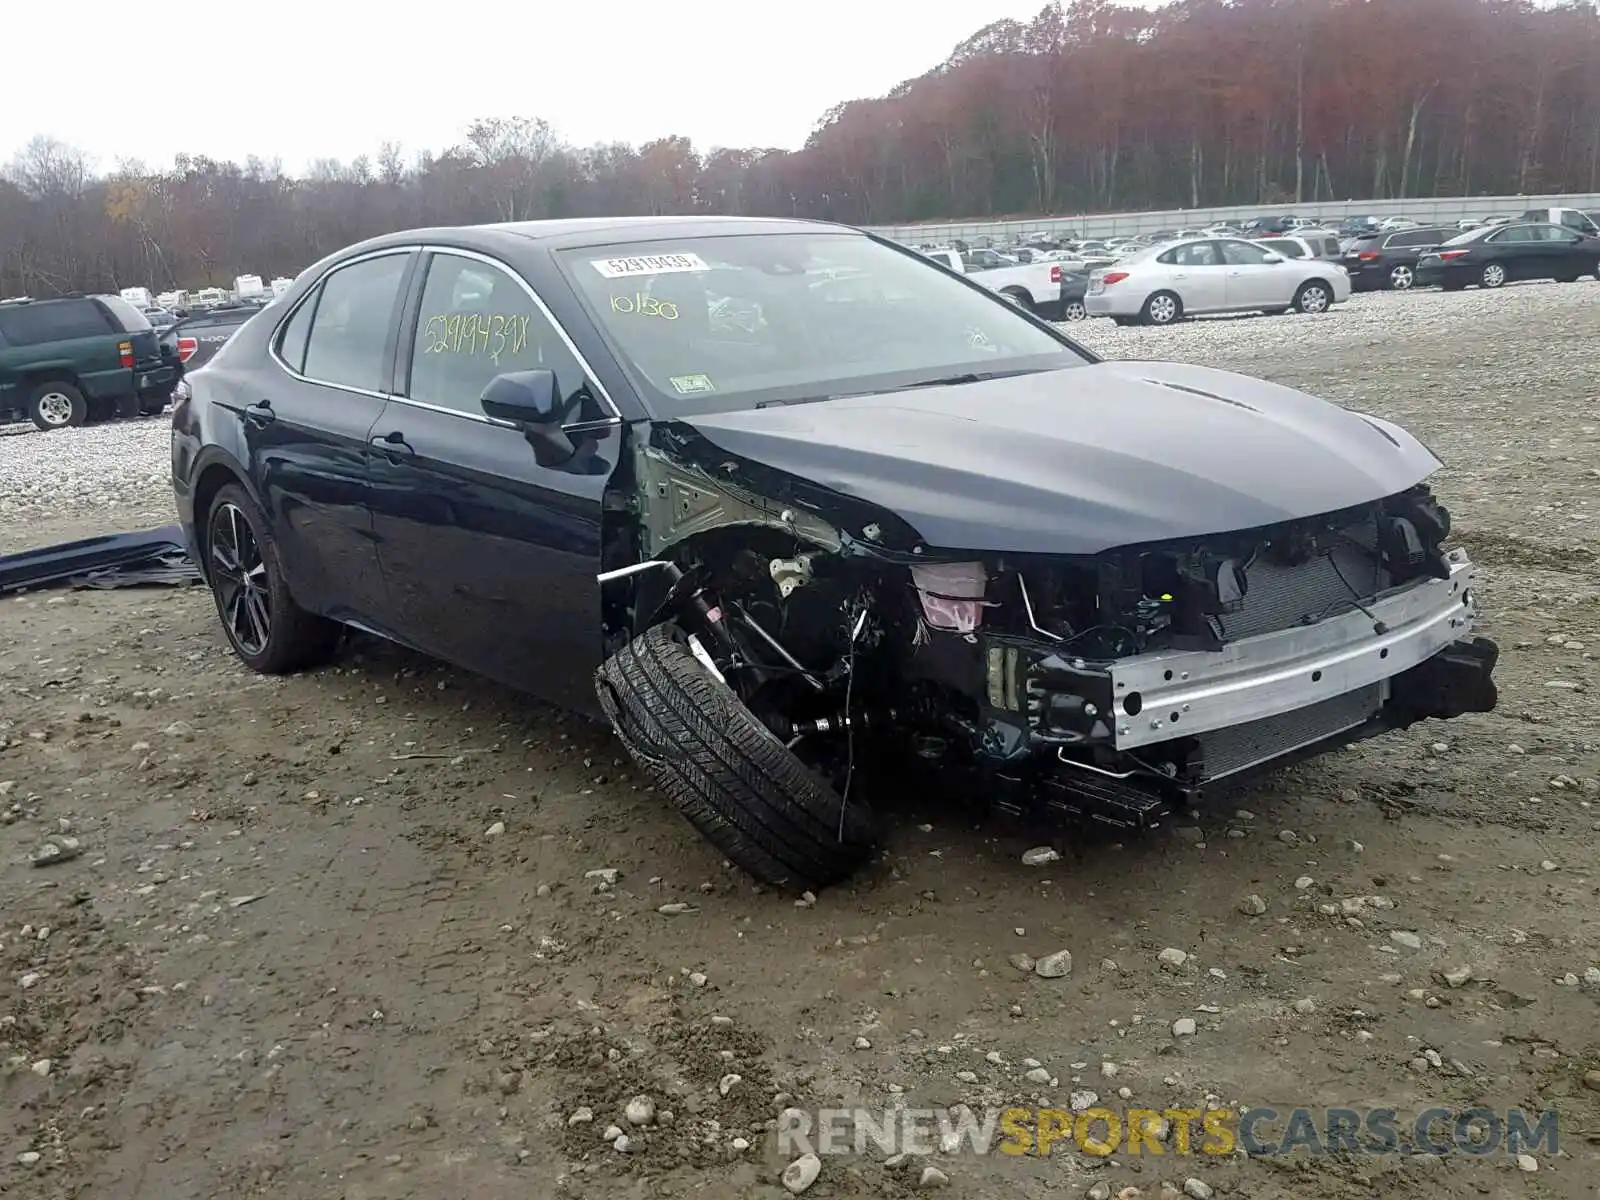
[596,623,874,892]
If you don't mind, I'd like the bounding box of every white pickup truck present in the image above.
[919,248,1065,318]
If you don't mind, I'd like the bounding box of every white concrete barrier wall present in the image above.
[863,193,1600,244]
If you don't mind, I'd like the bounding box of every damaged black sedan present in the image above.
[171,216,1498,892]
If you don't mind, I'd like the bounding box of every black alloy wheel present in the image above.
[204,483,341,673]
[208,498,272,657]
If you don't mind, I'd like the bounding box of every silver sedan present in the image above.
[1084,237,1352,326]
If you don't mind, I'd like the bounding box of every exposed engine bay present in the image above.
[600,434,1499,834]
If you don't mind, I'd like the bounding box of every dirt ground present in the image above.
[3,286,1599,1200]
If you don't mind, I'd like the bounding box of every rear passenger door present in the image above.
[365,249,623,715]
[246,249,414,624]
[1157,241,1227,312]
[1489,225,1542,280]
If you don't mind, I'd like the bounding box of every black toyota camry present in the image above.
[171,216,1498,892]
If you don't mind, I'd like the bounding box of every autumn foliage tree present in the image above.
[3,0,1598,297]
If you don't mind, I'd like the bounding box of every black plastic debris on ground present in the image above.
[0,524,202,595]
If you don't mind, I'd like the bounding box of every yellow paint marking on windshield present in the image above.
[420,312,530,364]
[610,293,679,320]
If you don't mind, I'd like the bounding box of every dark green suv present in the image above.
[0,295,179,431]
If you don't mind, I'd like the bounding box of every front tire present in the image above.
[28,382,87,431]
[1294,280,1333,314]
[204,483,341,674]
[1141,291,1182,326]
[596,623,876,892]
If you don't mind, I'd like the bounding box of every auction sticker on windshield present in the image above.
[669,373,716,395]
[591,253,709,279]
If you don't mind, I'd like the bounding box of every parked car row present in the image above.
[959,205,1600,258]
[1074,216,1598,327]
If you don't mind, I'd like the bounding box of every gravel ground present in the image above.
[2,283,1599,1200]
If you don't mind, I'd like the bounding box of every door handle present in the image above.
[244,400,275,426]
[1172,273,1188,279]
[369,430,414,459]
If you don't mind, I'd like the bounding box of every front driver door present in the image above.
[365,249,622,716]
[1220,239,1296,309]
[1538,225,1591,279]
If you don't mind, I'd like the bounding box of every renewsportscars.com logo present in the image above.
[777,1105,1560,1159]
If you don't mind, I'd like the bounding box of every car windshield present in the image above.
[557,232,1089,415]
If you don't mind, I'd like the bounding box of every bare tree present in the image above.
[5,135,91,199]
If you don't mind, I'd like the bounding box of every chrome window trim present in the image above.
[381,390,622,434]
[412,244,623,421]
[267,246,416,400]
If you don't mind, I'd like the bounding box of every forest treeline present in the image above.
[3,0,1597,296]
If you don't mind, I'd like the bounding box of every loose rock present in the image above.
[782,1151,822,1194]
[1035,949,1073,978]
[31,838,82,867]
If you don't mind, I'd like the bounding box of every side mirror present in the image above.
[1260,251,1285,264]
[481,369,561,424]
[480,369,576,468]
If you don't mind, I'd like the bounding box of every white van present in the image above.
[1519,207,1600,236]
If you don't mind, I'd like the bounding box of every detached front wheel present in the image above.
[596,622,876,893]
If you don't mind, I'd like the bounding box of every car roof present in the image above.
[339,215,850,258]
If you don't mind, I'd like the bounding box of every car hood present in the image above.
[678,361,1441,555]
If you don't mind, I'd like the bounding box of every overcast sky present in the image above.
[3,0,1099,175]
